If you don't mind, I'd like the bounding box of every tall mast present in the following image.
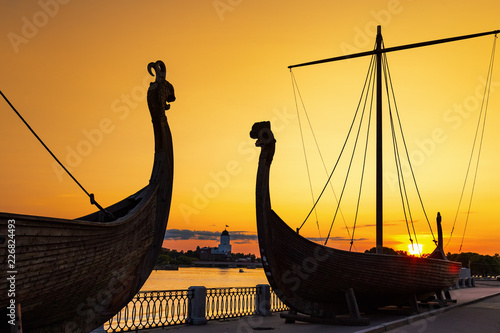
[288,27,498,250]
[375,25,383,254]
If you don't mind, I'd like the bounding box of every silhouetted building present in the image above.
[197,229,232,261]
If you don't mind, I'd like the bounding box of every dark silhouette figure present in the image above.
[147,60,176,155]
[147,60,176,115]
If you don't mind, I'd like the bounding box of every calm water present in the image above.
[140,267,269,291]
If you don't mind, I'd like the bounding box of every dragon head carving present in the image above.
[147,60,176,114]
[148,60,167,83]
[250,121,276,166]
[250,121,275,147]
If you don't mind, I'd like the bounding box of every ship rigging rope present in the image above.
[291,70,323,241]
[323,70,373,246]
[446,34,497,252]
[295,39,442,250]
[348,56,376,251]
[292,47,378,247]
[0,91,113,219]
[290,29,498,253]
[291,71,355,248]
[381,46,426,253]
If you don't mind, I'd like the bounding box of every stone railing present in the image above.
[100,284,287,332]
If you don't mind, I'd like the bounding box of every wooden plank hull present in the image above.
[260,210,461,315]
[0,61,175,332]
[0,189,160,331]
[251,121,461,317]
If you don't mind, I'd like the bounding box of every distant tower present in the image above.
[218,229,231,254]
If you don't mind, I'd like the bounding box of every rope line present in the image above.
[291,71,322,240]
[297,53,377,232]
[458,35,496,252]
[381,43,436,245]
[382,52,421,254]
[0,91,113,219]
[291,34,496,252]
[385,70,414,248]
[349,58,376,251]
[291,71,356,248]
[324,56,376,246]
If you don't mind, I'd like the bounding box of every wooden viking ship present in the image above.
[251,121,461,321]
[251,27,498,322]
[0,60,175,332]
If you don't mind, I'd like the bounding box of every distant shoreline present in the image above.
[154,261,263,270]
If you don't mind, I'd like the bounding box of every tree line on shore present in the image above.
[156,248,257,266]
[447,252,500,277]
[156,246,499,276]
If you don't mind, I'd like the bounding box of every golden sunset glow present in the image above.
[408,243,423,256]
[1,1,499,256]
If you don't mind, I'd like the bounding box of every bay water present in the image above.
[107,267,269,328]
[140,267,269,291]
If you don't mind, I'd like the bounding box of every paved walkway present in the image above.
[385,294,500,332]
[140,280,500,333]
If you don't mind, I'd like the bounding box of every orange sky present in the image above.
[1,1,499,256]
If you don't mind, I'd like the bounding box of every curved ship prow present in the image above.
[0,60,176,332]
[251,121,461,321]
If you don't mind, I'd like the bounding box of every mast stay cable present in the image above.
[291,70,364,249]
[0,91,113,219]
[382,48,423,254]
[291,71,322,241]
[324,55,376,246]
[290,28,498,252]
[349,56,376,251]
[451,34,497,252]
[297,52,377,237]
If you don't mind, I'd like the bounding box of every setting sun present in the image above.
[408,243,424,256]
